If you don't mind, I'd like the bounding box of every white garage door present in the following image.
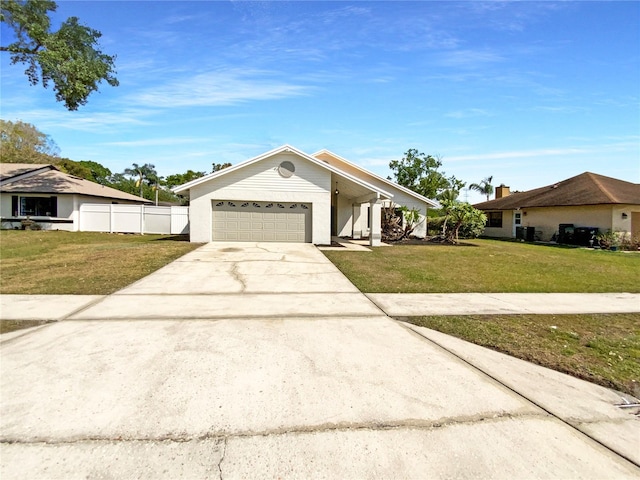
[212,201,311,242]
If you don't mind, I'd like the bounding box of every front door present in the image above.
[513,211,522,237]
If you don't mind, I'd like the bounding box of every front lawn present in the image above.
[406,314,640,397]
[0,230,201,295]
[323,239,640,293]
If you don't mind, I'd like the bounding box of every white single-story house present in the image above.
[174,145,437,245]
[1,163,151,231]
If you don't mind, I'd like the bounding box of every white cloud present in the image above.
[102,137,214,148]
[447,141,639,163]
[436,49,505,69]
[445,108,493,119]
[128,69,312,108]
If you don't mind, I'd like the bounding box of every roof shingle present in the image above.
[474,172,640,210]
[0,163,150,203]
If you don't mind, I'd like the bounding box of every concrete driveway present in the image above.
[1,242,638,479]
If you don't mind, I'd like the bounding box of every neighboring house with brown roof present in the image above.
[474,172,640,243]
[1,163,151,231]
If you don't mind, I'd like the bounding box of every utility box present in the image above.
[526,226,536,242]
[574,227,599,246]
[558,224,574,244]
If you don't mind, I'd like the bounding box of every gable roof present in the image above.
[0,163,53,181]
[312,149,439,207]
[172,144,394,199]
[0,163,151,203]
[474,172,640,210]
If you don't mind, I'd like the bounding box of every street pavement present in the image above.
[1,242,638,479]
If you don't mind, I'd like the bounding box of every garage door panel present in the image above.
[212,201,311,243]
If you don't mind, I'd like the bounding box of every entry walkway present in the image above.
[1,242,639,478]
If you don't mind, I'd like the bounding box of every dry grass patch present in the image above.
[0,320,53,335]
[406,313,640,397]
[0,230,201,294]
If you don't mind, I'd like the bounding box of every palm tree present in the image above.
[469,176,494,201]
[124,163,158,198]
[124,163,144,197]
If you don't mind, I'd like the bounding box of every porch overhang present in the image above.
[330,172,392,202]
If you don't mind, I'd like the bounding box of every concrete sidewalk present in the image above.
[367,292,640,316]
[1,242,639,478]
[2,292,638,323]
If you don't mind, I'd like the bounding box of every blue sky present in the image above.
[2,0,639,203]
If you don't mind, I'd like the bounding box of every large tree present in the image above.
[212,162,232,173]
[1,0,118,110]
[164,169,207,189]
[0,119,59,162]
[388,149,464,200]
[76,160,112,185]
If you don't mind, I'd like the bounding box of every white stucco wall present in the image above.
[188,153,332,244]
[483,210,515,239]
[316,153,430,238]
[612,205,640,236]
[1,193,147,231]
[482,205,640,241]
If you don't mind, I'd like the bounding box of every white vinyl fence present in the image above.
[79,204,189,235]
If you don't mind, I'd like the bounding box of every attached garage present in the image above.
[174,145,435,245]
[212,200,312,242]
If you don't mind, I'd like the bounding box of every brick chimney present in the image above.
[495,184,510,199]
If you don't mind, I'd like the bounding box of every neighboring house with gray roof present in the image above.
[474,172,640,243]
[1,163,150,231]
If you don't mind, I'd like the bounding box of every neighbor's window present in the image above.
[487,211,502,228]
[12,196,58,217]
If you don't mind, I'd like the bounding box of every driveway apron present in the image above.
[1,242,638,479]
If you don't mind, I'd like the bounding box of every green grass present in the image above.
[405,313,640,397]
[323,239,640,293]
[0,230,201,295]
[0,320,54,335]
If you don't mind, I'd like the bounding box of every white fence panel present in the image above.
[171,206,190,234]
[79,204,111,232]
[144,206,171,234]
[80,204,189,235]
[112,205,143,233]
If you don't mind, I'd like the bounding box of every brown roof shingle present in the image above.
[0,163,150,203]
[474,172,640,210]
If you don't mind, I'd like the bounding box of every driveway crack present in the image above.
[229,263,247,292]
[217,436,227,479]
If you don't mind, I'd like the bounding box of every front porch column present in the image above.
[369,199,382,246]
[352,204,362,239]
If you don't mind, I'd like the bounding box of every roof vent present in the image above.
[278,161,295,178]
